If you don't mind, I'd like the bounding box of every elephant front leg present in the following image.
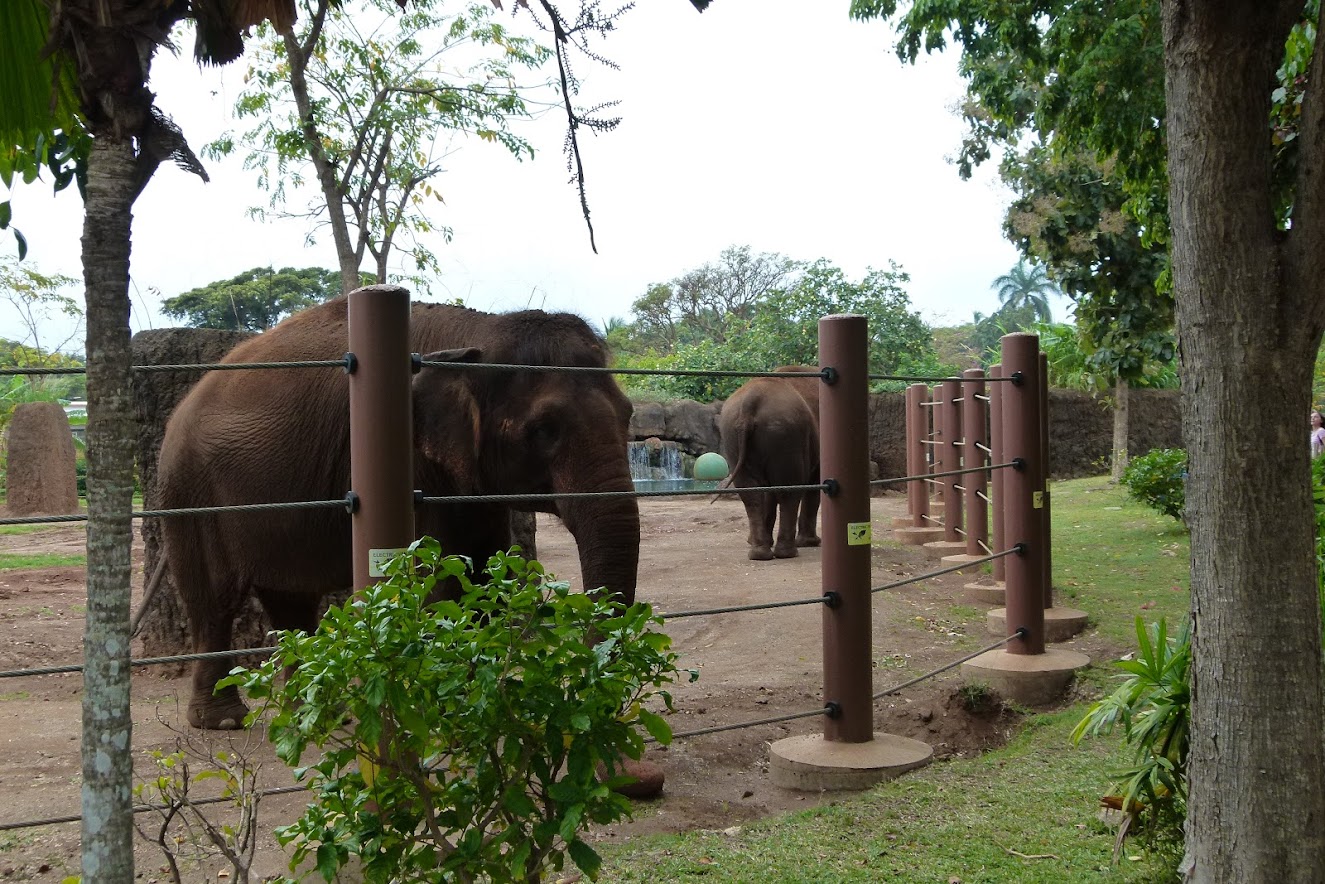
[741,490,775,560]
[773,494,799,558]
[796,488,822,547]
[186,616,250,730]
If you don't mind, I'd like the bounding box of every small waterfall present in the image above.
[628,439,698,491]
[628,442,654,481]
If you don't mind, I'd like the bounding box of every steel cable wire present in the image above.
[0,784,309,833]
[871,629,1026,701]
[871,546,1021,594]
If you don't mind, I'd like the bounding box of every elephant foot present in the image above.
[187,696,249,731]
[796,534,822,548]
[598,758,665,800]
[748,545,774,561]
[773,543,799,559]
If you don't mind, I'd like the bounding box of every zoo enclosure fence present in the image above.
[0,291,1052,838]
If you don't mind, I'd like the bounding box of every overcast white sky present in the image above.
[3,0,1071,353]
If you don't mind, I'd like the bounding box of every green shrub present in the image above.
[1072,616,1190,863]
[222,539,692,883]
[1120,447,1188,523]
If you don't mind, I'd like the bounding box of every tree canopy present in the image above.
[207,0,552,293]
[160,266,347,332]
[612,247,946,400]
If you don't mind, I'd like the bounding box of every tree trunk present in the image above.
[1110,375,1129,482]
[80,135,139,883]
[1164,2,1325,879]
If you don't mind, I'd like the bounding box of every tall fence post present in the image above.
[348,286,416,594]
[989,364,1007,585]
[771,314,934,789]
[962,368,988,558]
[937,378,963,543]
[1000,334,1045,655]
[1040,352,1054,610]
[961,333,1090,703]
[818,314,872,743]
[907,384,929,528]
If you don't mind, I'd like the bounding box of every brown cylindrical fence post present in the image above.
[1000,333,1045,655]
[962,368,988,558]
[937,378,963,543]
[1040,352,1054,610]
[348,285,416,594]
[989,364,1007,584]
[819,314,872,743]
[907,384,929,528]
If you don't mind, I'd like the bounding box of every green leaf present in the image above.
[316,842,340,881]
[638,709,672,745]
[566,838,602,879]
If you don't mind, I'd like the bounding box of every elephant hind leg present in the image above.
[741,490,774,560]
[773,494,799,559]
[796,488,822,547]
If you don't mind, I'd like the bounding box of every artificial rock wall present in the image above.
[628,389,1183,483]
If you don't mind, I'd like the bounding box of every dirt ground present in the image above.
[0,493,1119,882]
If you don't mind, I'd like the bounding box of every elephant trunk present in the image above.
[556,459,641,607]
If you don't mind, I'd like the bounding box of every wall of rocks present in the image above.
[628,389,1183,482]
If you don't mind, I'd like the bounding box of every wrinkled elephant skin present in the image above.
[719,366,822,560]
[157,296,641,733]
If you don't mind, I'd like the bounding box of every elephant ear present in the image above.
[413,348,484,489]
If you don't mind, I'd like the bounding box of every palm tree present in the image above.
[2,3,294,878]
[991,259,1057,323]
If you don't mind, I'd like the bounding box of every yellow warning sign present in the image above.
[1033,491,1045,509]
[847,522,872,545]
[368,547,409,578]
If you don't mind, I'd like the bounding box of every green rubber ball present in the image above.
[694,451,730,481]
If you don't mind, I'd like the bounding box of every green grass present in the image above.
[0,552,84,571]
[600,711,1172,883]
[600,476,1190,882]
[1051,476,1190,646]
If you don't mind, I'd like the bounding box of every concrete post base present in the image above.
[922,539,967,555]
[961,648,1091,706]
[894,526,945,545]
[891,515,926,527]
[987,606,1089,643]
[939,552,988,568]
[769,732,933,792]
[964,580,1005,605]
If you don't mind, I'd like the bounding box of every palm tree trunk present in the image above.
[1110,375,1129,481]
[80,135,138,882]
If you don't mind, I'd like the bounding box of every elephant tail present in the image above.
[712,410,753,503]
[130,556,169,637]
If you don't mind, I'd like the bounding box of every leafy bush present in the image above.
[223,540,691,883]
[1072,616,1190,863]
[1120,448,1187,523]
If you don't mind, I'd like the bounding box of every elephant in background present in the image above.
[719,366,822,560]
[157,295,640,731]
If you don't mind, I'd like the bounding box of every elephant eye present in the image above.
[527,419,561,452]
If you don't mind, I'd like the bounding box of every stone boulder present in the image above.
[6,401,80,515]
[628,398,722,457]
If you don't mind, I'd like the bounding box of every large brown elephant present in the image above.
[158,295,640,730]
[719,366,822,560]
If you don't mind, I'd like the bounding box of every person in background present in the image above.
[1311,411,1325,458]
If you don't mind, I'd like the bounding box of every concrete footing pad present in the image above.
[987,607,1089,643]
[939,552,988,568]
[965,580,1005,605]
[961,648,1091,706]
[894,526,945,545]
[891,515,930,528]
[922,539,967,555]
[769,733,934,791]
